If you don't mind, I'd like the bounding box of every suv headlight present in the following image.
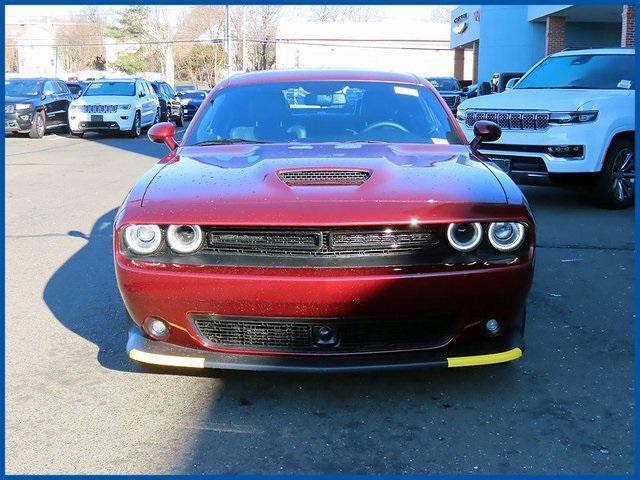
[549,111,598,125]
[69,104,81,110]
[456,108,466,122]
[15,103,32,110]
[123,224,162,255]
[118,104,132,110]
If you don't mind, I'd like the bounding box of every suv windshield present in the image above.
[516,54,635,90]
[427,78,461,91]
[186,81,462,145]
[5,79,42,97]
[181,91,206,100]
[84,81,136,96]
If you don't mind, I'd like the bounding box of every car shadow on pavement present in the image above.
[43,207,140,372]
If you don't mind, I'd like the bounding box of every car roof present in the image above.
[6,77,59,81]
[553,47,634,57]
[226,69,421,87]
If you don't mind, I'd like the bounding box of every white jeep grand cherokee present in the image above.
[457,48,635,209]
[68,78,160,138]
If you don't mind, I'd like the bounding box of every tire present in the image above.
[29,111,45,139]
[128,112,141,138]
[175,107,184,127]
[592,138,635,209]
[60,124,70,134]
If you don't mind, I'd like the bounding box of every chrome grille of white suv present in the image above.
[81,105,118,114]
[466,111,550,131]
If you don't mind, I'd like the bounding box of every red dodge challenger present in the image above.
[114,69,535,372]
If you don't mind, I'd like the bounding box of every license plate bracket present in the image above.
[490,158,511,173]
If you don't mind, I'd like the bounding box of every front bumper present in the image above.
[127,323,523,372]
[459,121,607,176]
[5,111,34,133]
[69,111,134,132]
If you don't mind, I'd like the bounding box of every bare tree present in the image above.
[246,5,282,71]
[56,7,107,72]
[309,6,378,22]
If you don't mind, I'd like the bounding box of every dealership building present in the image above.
[450,5,635,84]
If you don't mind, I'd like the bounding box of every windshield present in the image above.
[186,81,462,146]
[427,78,461,91]
[5,79,42,97]
[181,91,206,100]
[83,81,136,96]
[516,54,635,90]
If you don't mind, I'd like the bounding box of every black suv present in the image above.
[425,77,463,114]
[150,81,184,126]
[5,77,74,138]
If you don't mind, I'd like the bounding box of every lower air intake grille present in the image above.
[279,169,371,186]
[191,314,454,352]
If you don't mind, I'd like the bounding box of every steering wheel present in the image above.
[362,121,409,134]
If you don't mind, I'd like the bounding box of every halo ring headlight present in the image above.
[124,224,162,255]
[488,222,525,252]
[447,222,483,252]
[167,224,203,253]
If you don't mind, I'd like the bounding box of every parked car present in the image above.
[68,78,160,138]
[116,69,535,373]
[176,85,197,93]
[5,77,73,138]
[426,76,463,113]
[150,80,184,126]
[462,83,479,99]
[457,48,635,209]
[177,89,207,120]
[66,81,89,99]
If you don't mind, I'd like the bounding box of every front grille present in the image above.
[81,105,117,114]
[442,95,459,108]
[466,111,550,131]
[191,314,454,352]
[279,169,371,186]
[204,227,440,257]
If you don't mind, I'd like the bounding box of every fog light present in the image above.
[20,114,30,121]
[485,319,500,335]
[144,317,170,340]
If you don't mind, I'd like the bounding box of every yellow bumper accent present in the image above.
[128,348,206,369]
[447,347,522,368]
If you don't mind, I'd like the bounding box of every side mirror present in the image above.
[148,122,178,150]
[139,91,146,98]
[505,78,520,90]
[470,120,501,152]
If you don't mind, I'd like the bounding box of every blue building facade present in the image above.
[450,5,631,84]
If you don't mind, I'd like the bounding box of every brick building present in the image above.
[450,5,635,84]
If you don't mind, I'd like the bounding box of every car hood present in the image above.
[459,88,632,111]
[74,95,135,105]
[134,143,511,226]
[5,95,37,104]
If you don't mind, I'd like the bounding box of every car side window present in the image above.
[43,80,56,96]
[57,81,70,94]
[165,84,176,97]
[136,81,144,97]
[145,82,153,96]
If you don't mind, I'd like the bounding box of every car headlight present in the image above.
[123,224,162,255]
[69,104,81,110]
[447,222,482,252]
[118,104,132,110]
[488,222,525,252]
[166,225,203,253]
[549,111,598,125]
[456,109,466,122]
[15,103,32,110]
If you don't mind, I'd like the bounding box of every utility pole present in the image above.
[225,5,233,78]
[241,6,247,71]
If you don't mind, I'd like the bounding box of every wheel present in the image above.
[29,111,45,139]
[175,107,184,127]
[60,124,70,134]
[128,112,141,138]
[592,138,635,209]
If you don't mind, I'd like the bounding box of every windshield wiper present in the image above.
[192,139,273,146]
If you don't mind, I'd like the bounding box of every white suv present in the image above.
[457,48,635,209]
[68,78,160,138]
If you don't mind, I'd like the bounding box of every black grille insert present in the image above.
[191,314,454,352]
[279,169,371,186]
[205,227,441,256]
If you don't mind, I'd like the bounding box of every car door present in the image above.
[164,84,178,117]
[145,81,159,123]
[140,81,156,125]
[56,81,73,125]
[41,80,60,124]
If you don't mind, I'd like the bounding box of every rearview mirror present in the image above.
[470,120,501,152]
[148,122,178,151]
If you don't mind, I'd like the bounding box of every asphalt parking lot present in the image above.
[5,129,634,474]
